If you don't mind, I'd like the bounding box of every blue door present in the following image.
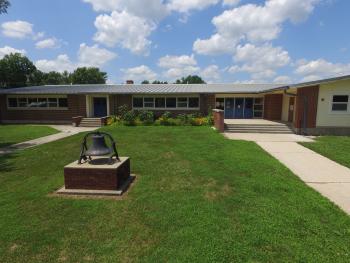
[225,98,235,118]
[244,98,253,118]
[234,98,244,118]
[93,97,107,117]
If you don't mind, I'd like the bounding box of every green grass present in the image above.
[0,125,59,148]
[301,136,350,168]
[1,126,350,262]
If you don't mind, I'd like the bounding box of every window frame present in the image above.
[132,95,200,110]
[330,94,350,114]
[7,95,68,110]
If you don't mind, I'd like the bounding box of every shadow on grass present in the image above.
[0,142,17,148]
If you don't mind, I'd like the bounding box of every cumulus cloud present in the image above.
[158,54,200,79]
[0,46,26,58]
[83,0,169,21]
[228,43,290,81]
[35,38,61,49]
[35,44,117,73]
[193,0,320,55]
[167,0,219,13]
[222,0,240,7]
[202,65,220,82]
[93,11,155,55]
[295,59,350,82]
[1,20,34,39]
[121,65,157,82]
[273,75,292,84]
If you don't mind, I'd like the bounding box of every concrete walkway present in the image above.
[226,133,350,215]
[0,125,96,155]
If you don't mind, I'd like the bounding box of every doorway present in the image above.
[93,97,107,117]
[288,97,295,122]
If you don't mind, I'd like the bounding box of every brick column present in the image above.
[213,109,224,132]
[72,116,83,127]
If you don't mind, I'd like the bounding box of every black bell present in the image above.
[78,131,120,164]
[85,134,111,156]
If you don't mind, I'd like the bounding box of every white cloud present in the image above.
[228,43,290,81]
[78,43,117,67]
[193,34,236,56]
[295,59,350,82]
[35,43,116,73]
[35,38,61,49]
[193,0,320,55]
[121,65,157,82]
[94,11,155,55]
[167,0,219,13]
[158,54,200,80]
[273,75,292,84]
[222,0,240,7]
[1,20,33,39]
[0,46,26,58]
[158,54,197,68]
[35,54,75,73]
[83,0,169,21]
[202,65,220,82]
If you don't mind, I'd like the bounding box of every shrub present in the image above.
[106,115,117,125]
[190,117,208,126]
[123,110,137,126]
[139,110,154,125]
[118,105,129,120]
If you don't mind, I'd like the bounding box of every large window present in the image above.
[331,95,348,112]
[7,96,68,109]
[133,96,199,109]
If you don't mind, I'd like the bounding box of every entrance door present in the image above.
[225,98,235,118]
[244,98,253,119]
[93,97,107,117]
[288,97,295,122]
[234,98,244,118]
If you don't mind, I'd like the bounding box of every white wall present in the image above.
[316,79,350,127]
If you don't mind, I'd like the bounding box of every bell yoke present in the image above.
[78,131,120,164]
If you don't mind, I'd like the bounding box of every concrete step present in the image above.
[225,129,294,134]
[224,123,294,134]
[80,118,102,127]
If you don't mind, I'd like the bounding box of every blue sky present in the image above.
[0,0,349,84]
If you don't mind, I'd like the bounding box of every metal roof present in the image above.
[0,83,286,95]
[290,74,350,89]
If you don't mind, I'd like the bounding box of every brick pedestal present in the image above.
[213,109,224,132]
[64,157,130,190]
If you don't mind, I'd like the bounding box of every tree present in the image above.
[152,80,168,84]
[70,67,107,84]
[141,80,150,84]
[0,53,37,88]
[175,75,206,84]
[0,0,10,14]
[45,71,65,85]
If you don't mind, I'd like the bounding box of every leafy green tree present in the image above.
[70,67,107,84]
[28,70,46,86]
[152,80,168,84]
[0,53,37,88]
[0,0,10,14]
[141,80,150,84]
[175,75,206,84]
[45,71,65,85]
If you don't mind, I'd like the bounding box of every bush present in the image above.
[123,110,137,126]
[118,105,129,120]
[139,110,154,125]
[190,117,208,126]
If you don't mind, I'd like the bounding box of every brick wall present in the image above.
[263,94,283,120]
[0,94,86,124]
[294,85,319,129]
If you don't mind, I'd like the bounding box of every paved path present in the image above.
[226,132,350,215]
[0,125,96,155]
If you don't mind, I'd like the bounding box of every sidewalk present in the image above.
[0,125,96,155]
[226,132,350,215]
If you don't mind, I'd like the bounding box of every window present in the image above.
[7,96,67,109]
[177,97,188,108]
[188,97,199,108]
[133,97,143,108]
[331,95,348,112]
[8,98,18,108]
[48,98,58,107]
[155,97,165,108]
[215,98,224,110]
[144,97,154,108]
[58,98,68,108]
[166,97,176,108]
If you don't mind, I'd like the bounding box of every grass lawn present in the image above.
[301,136,350,168]
[1,126,350,262]
[0,125,59,148]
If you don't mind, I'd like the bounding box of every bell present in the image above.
[78,131,120,164]
[85,134,111,156]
